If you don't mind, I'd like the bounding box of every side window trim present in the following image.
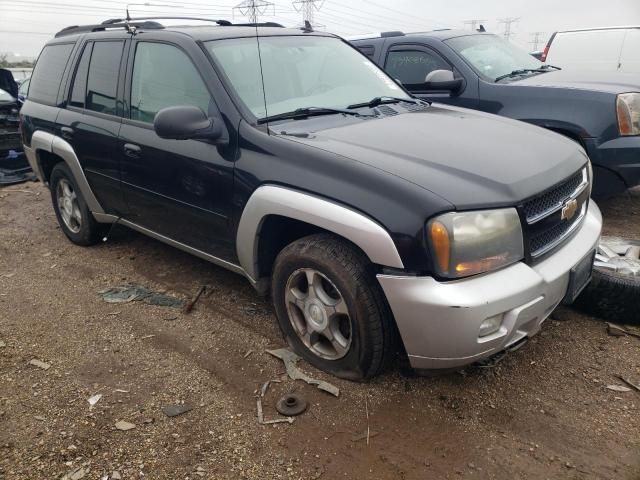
[67,41,93,110]
[84,40,125,117]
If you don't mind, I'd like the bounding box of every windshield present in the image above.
[205,35,408,119]
[445,34,542,82]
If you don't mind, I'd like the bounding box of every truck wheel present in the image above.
[576,237,640,325]
[271,234,395,380]
[49,162,106,246]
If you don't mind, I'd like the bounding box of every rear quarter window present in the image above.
[28,43,74,105]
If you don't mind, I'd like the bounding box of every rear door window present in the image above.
[69,43,93,108]
[28,43,74,105]
[85,41,124,115]
[130,42,211,123]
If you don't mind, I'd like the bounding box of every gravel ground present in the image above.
[0,182,639,480]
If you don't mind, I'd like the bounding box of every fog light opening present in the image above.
[479,314,504,338]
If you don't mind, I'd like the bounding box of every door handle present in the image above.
[60,126,74,140]
[123,143,142,159]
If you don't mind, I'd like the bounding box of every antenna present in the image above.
[463,19,486,32]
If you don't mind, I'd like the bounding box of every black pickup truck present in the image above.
[351,30,640,197]
[21,19,601,379]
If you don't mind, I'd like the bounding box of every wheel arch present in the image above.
[236,185,405,284]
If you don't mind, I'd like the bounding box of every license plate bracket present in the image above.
[563,250,595,304]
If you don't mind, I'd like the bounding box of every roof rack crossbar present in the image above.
[55,16,284,38]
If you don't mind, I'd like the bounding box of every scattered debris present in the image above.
[606,385,631,393]
[87,394,102,407]
[115,420,136,431]
[183,285,207,314]
[243,350,253,359]
[140,334,156,340]
[256,379,295,425]
[34,415,45,421]
[99,284,184,308]
[111,471,122,480]
[162,404,193,417]
[105,312,121,317]
[0,340,5,348]
[114,389,129,393]
[607,322,640,339]
[1,272,16,278]
[276,393,308,417]
[365,395,370,446]
[62,467,86,480]
[352,431,380,442]
[616,376,640,392]
[267,348,340,397]
[28,359,51,370]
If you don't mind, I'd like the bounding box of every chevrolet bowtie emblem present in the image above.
[561,198,578,221]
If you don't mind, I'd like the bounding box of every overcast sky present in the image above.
[1,0,639,58]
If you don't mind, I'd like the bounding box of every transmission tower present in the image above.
[233,0,274,23]
[292,0,325,26]
[463,19,486,31]
[529,31,545,51]
[498,17,520,41]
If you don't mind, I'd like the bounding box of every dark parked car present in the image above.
[0,86,33,185]
[351,31,640,197]
[22,19,601,379]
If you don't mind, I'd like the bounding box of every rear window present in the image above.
[29,43,74,105]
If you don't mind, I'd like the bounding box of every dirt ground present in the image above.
[0,182,639,480]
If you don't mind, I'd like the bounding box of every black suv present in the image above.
[351,30,640,197]
[22,19,602,379]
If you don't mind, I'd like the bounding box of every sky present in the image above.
[1,0,639,59]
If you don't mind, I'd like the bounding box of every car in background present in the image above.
[17,78,30,104]
[542,26,639,73]
[350,30,640,197]
[1,86,33,185]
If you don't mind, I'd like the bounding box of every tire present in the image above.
[49,162,107,246]
[575,237,640,325]
[271,233,395,380]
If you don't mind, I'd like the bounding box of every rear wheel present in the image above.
[271,234,395,380]
[49,162,107,246]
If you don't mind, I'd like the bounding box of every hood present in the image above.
[513,69,640,94]
[279,104,588,209]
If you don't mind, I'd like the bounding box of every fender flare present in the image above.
[236,185,405,282]
[27,130,106,215]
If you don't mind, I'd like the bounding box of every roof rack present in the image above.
[55,17,284,38]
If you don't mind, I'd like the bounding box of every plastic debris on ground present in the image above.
[266,348,340,397]
[98,284,184,309]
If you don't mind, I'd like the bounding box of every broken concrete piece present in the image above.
[606,385,631,393]
[267,348,339,397]
[162,404,193,417]
[28,359,51,370]
[115,420,136,431]
[111,471,122,480]
[0,340,5,348]
[62,467,86,480]
[87,394,102,407]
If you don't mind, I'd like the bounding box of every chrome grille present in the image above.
[521,167,590,260]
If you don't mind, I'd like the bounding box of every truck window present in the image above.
[28,43,74,105]
[130,42,211,123]
[69,43,93,108]
[85,41,124,115]
[385,50,450,87]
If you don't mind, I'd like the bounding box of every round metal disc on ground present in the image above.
[276,394,308,416]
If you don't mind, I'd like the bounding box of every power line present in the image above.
[292,0,323,27]
[233,0,274,23]
[529,31,546,51]
[498,17,520,41]
[463,19,486,31]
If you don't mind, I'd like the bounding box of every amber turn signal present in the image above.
[430,221,450,274]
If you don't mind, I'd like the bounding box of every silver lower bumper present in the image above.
[378,201,603,370]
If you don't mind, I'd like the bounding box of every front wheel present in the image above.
[271,234,395,380]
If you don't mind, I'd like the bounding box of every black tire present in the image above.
[271,233,395,380]
[576,269,640,325]
[49,162,107,246]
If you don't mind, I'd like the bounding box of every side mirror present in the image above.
[154,106,224,142]
[424,70,464,93]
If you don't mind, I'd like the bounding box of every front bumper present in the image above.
[377,201,602,370]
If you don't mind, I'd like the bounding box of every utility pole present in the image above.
[529,31,545,51]
[292,0,325,27]
[463,19,486,32]
[498,17,520,41]
[233,0,274,24]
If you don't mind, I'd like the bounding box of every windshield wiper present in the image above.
[346,96,422,109]
[495,65,562,83]
[257,107,371,124]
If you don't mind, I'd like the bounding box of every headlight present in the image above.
[616,93,640,136]
[427,208,524,278]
